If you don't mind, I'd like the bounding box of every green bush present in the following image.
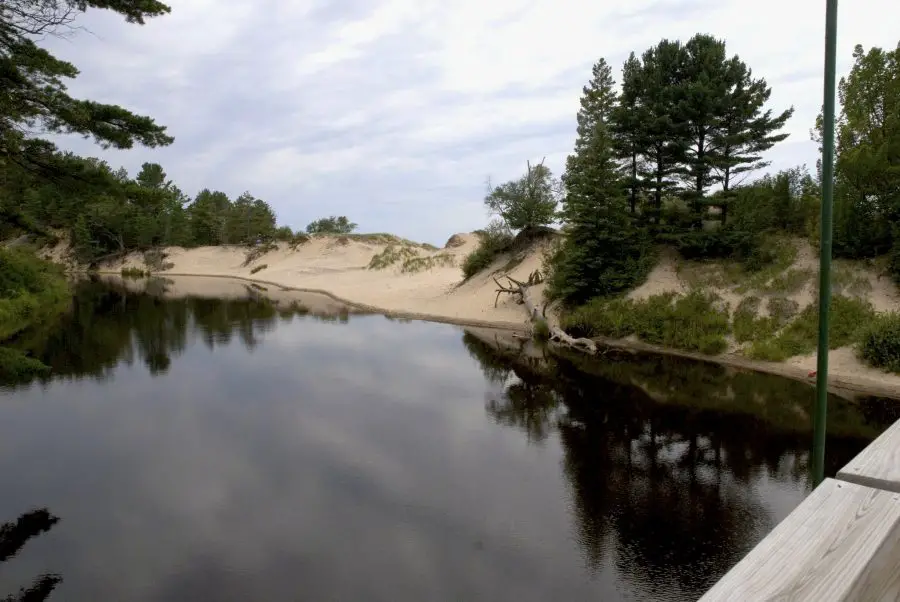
[747,295,874,361]
[0,347,50,384]
[859,313,900,373]
[121,267,147,279]
[0,249,70,341]
[561,290,730,355]
[250,264,267,275]
[461,221,514,280]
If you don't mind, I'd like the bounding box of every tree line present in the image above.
[478,34,899,307]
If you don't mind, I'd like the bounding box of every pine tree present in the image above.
[711,57,793,224]
[1,1,173,176]
[563,58,617,211]
[552,60,654,305]
[610,53,647,215]
[635,39,688,222]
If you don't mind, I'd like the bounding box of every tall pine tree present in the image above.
[610,52,647,215]
[551,59,654,305]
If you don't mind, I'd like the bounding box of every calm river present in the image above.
[0,276,896,602]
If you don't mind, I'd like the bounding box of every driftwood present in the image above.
[493,270,597,354]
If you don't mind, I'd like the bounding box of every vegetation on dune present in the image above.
[368,245,455,273]
[561,290,731,355]
[461,33,898,370]
[860,314,900,373]
[305,216,357,235]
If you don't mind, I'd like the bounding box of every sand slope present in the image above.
[95,234,549,331]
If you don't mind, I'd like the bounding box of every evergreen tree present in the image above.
[610,53,647,215]
[678,34,731,222]
[0,0,173,175]
[551,121,653,304]
[563,58,618,212]
[635,39,687,222]
[552,61,654,304]
[711,57,793,224]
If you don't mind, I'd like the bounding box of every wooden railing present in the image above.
[699,419,900,601]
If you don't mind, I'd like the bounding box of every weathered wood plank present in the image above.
[699,478,900,601]
[837,419,900,493]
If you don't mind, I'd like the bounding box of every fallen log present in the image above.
[495,272,597,354]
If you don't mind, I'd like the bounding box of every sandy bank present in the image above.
[83,233,900,399]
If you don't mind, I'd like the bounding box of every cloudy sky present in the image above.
[46,0,900,245]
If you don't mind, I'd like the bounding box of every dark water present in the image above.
[1,277,897,602]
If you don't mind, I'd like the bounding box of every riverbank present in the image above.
[39,231,900,399]
[0,248,71,380]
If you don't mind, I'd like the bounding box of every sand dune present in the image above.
[97,233,547,331]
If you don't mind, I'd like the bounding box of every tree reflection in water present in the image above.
[2,277,359,388]
[462,330,899,600]
[1,509,61,602]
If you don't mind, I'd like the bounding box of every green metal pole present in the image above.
[812,0,839,488]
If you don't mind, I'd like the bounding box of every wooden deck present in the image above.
[700,419,900,601]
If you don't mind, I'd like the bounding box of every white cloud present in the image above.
[43,0,900,244]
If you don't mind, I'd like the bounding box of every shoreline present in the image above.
[93,270,900,400]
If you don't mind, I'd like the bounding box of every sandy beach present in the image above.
[82,232,900,399]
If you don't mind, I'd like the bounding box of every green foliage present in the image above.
[368,245,419,270]
[859,313,900,373]
[121,267,147,279]
[288,232,311,249]
[0,249,69,340]
[561,290,730,355]
[249,264,267,275]
[398,253,455,274]
[748,295,875,361]
[0,347,50,384]
[461,220,514,280]
[532,319,551,342]
[484,160,560,232]
[306,216,357,235]
[814,43,900,263]
[552,123,656,303]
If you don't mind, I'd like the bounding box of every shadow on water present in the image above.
[461,330,900,600]
[1,276,363,388]
[1,509,61,602]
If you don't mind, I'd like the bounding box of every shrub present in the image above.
[368,245,419,270]
[243,241,277,266]
[143,249,170,271]
[306,216,356,235]
[532,318,551,342]
[121,267,147,279]
[288,233,311,250]
[250,264,267,274]
[0,347,50,384]
[561,290,730,355]
[860,313,900,373]
[0,249,69,341]
[747,295,874,361]
[461,220,514,280]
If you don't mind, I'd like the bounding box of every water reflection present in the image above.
[0,282,897,601]
[462,330,899,599]
[1,509,61,601]
[3,276,364,387]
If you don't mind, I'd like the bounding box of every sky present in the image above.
[45,0,900,245]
